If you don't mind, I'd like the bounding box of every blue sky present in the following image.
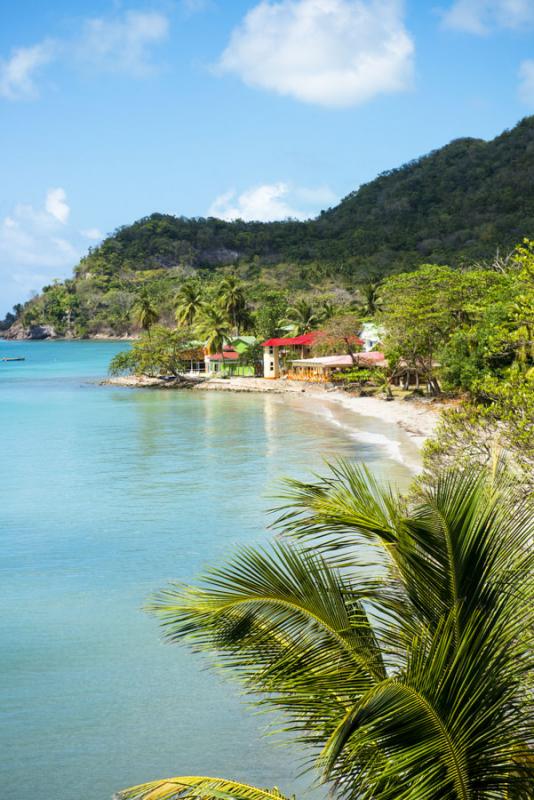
[1,0,533,314]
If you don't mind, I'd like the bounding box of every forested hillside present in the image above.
[3,115,534,337]
[76,115,534,277]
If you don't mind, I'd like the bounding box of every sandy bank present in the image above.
[104,375,443,449]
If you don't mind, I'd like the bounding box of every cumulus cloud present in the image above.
[519,59,534,106]
[45,187,70,224]
[208,182,337,221]
[442,0,534,34]
[76,10,169,76]
[0,189,85,313]
[0,40,55,99]
[218,0,414,107]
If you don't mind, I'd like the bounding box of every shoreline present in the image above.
[103,375,443,450]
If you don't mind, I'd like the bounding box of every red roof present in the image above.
[261,332,319,347]
[209,350,240,361]
[358,351,385,362]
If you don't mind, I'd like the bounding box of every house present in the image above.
[261,332,319,379]
[359,322,384,352]
[289,351,387,382]
[204,338,257,376]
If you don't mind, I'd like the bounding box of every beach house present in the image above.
[261,332,318,379]
[289,351,386,382]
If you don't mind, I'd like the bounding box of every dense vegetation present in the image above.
[120,459,533,800]
[3,116,534,338]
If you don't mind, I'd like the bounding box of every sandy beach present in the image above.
[104,374,443,450]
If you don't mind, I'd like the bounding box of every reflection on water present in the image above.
[1,341,417,800]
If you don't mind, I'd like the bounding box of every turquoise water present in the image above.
[1,340,415,800]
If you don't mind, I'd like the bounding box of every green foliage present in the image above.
[195,304,233,356]
[175,278,203,327]
[119,776,293,800]
[132,288,160,332]
[122,461,533,800]
[109,326,197,377]
[285,298,323,334]
[312,313,362,358]
[108,349,137,376]
[331,368,378,386]
[253,292,288,341]
[424,371,534,493]
[216,274,250,334]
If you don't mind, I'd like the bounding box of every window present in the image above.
[270,361,274,369]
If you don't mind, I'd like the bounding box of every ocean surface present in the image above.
[0,340,417,800]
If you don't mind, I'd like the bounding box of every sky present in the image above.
[1,0,534,314]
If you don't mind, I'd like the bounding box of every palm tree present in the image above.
[358,280,382,316]
[120,461,533,800]
[285,299,322,334]
[196,303,233,370]
[217,275,248,335]
[175,279,203,328]
[132,288,159,334]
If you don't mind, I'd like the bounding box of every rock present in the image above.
[27,324,57,340]
[2,322,57,340]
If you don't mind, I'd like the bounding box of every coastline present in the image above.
[103,375,443,451]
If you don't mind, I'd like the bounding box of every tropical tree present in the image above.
[132,288,159,334]
[217,274,249,335]
[285,299,322,334]
[120,461,533,800]
[175,279,204,328]
[312,313,363,364]
[358,280,383,316]
[196,303,233,365]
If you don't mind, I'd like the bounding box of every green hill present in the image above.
[4,115,534,337]
[76,115,534,279]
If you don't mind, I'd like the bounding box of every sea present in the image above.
[0,340,418,800]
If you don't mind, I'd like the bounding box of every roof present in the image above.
[261,332,319,347]
[291,352,386,369]
[209,349,240,361]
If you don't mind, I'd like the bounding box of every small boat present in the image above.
[1,357,25,362]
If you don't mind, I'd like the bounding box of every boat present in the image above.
[1,357,25,362]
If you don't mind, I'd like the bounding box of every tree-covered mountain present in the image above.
[4,115,534,337]
[76,115,534,279]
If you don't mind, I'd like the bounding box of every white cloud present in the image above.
[0,40,55,99]
[442,0,534,34]
[81,227,104,241]
[45,187,70,224]
[0,189,86,313]
[218,0,414,108]
[519,59,534,105]
[76,10,169,76]
[208,182,337,221]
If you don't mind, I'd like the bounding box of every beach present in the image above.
[104,374,443,450]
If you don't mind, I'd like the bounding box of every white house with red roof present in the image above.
[261,332,318,378]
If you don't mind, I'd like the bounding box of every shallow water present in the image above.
[0,341,416,800]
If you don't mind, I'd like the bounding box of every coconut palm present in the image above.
[175,279,203,328]
[132,289,159,334]
[285,299,322,334]
[217,275,249,335]
[358,280,382,316]
[120,461,533,800]
[196,303,233,366]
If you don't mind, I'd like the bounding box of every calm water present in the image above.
[0,340,417,800]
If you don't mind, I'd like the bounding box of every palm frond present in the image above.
[117,776,293,800]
